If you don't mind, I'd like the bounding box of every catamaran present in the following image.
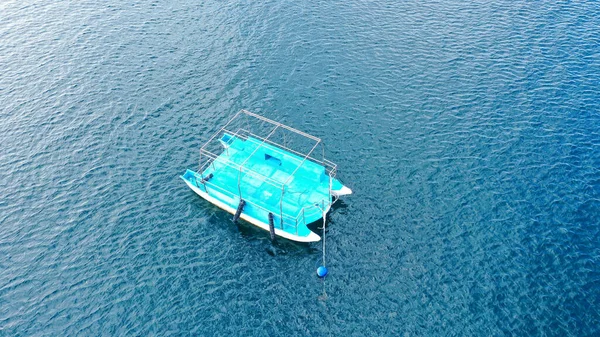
[181,110,351,242]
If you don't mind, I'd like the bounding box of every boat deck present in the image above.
[185,134,333,236]
[181,110,349,242]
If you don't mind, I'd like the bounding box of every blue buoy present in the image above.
[317,266,328,278]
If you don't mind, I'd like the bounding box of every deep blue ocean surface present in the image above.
[1,0,599,335]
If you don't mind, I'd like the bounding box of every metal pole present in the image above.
[282,139,321,187]
[280,187,285,229]
[236,124,280,199]
[241,110,321,142]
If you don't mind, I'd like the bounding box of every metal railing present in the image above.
[189,169,322,233]
[195,110,337,233]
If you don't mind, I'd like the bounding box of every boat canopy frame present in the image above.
[197,110,338,229]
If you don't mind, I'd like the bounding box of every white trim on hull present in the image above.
[184,180,322,242]
[332,186,352,197]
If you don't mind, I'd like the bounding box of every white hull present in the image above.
[184,180,321,242]
[332,185,353,197]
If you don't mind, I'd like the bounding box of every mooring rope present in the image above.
[315,202,327,266]
[321,210,326,266]
[315,196,339,300]
[317,205,328,301]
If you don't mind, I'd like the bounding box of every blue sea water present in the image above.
[1,0,599,335]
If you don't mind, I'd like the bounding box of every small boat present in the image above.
[181,110,351,242]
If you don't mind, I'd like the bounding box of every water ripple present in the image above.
[1,0,600,335]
